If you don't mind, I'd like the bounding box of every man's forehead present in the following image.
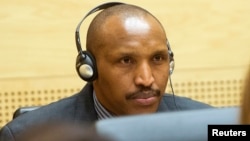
[124,17,150,35]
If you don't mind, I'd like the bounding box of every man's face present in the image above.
[93,15,170,116]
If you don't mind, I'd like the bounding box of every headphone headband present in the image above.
[75,2,125,53]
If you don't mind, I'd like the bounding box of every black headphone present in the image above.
[75,2,175,82]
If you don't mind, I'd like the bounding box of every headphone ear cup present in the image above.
[169,60,175,75]
[166,40,174,75]
[75,51,98,81]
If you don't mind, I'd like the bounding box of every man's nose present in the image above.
[134,62,155,87]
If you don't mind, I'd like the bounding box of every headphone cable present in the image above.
[169,75,179,110]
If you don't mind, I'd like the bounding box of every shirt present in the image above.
[93,92,114,120]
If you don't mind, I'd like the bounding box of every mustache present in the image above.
[126,87,161,100]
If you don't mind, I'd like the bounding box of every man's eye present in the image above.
[153,55,163,61]
[121,57,133,64]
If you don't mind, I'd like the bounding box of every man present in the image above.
[0,3,212,141]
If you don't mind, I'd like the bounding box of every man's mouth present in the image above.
[126,90,160,106]
[129,91,157,99]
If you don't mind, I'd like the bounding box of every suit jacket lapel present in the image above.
[74,83,98,123]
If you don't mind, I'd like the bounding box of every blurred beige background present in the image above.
[0,0,249,127]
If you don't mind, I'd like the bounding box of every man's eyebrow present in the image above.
[152,49,169,54]
[156,49,168,52]
[105,52,134,60]
[110,50,138,56]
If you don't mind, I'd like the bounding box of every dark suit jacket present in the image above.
[0,83,212,141]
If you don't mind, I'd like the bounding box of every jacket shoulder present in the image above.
[0,83,95,141]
